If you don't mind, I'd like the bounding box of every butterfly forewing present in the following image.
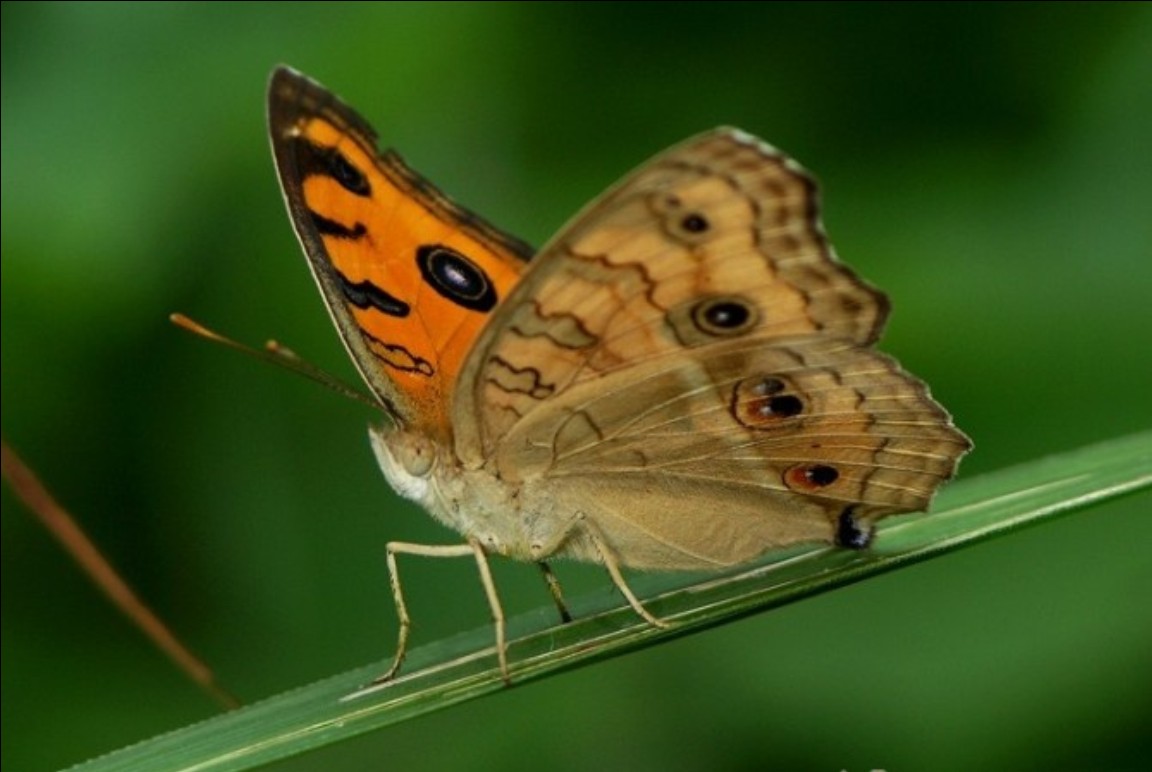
[268,67,531,437]
[454,130,893,459]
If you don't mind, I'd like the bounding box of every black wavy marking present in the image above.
[310,210,367,240]
[360,328,434,376]
[293,137,371,197]
[487,356,555,399]
[339,275,410,317]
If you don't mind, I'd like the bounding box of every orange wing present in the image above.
[267,66,531,439]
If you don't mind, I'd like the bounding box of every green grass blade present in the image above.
[71,430,1152,772]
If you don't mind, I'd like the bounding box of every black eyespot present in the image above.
[732,374,806,429]
[703,301,748,328]
[759,395,803,418]
[690,296,759,337]
[416,245,496,312]
[806,465,839,487]
[836,507,873,550]
[681,213,710,233]
[784,464,840,493]
[751,378,785,396]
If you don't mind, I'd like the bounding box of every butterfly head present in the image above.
[368,424,438,507]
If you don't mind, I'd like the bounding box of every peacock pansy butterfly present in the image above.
[266,66,970,682]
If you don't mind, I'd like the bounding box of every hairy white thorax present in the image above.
[368,424,594,564]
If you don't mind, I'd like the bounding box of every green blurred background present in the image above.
[3,3,1150,770]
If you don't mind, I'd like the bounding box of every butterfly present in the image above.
[266,66,970,683]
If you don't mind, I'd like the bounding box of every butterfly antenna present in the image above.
[170,313,383,413]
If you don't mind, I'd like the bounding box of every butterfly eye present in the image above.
[416,245,497,312]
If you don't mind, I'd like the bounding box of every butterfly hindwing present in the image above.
[452,129,968,567]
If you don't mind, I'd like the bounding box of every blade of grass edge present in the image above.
[70,430,1152,772]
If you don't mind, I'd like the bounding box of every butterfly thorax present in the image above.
[369,424,593,563]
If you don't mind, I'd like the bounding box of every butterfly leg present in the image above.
[465,537,512,684]
[536,561,573,624]
[583,524,671,630]
[374,541,509,683]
